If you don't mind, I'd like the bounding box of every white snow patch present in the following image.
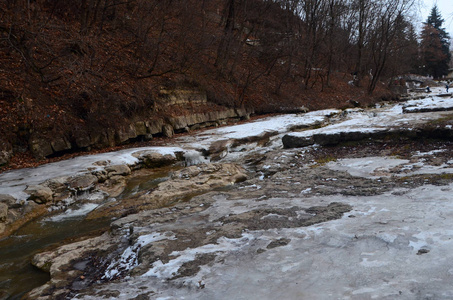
[415,149,446,156]
[403,97,453,112]
[327,157,409,178]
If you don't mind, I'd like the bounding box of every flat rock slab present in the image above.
[33,182,453,300]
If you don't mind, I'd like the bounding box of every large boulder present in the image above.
[26,233,117,300]
[67,174,98,193]
[146,119,164,135]
[138,163,248,204]
[134,121,148,136]
[75,134,91,148]
[50,136,71,153]
[116,124,137,144]
[25,185,53,204]
[133,150,180,168]
[29,137,54,158]
[105,164,131,177]
[43,176,70,194]
[282,134,315,148]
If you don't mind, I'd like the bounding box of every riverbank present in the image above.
[1,87,453,299]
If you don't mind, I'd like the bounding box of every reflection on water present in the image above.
[0,213,109,299]
[0,167,173,299]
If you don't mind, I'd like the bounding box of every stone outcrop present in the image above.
[0,88,254,165]
[282,131,374,148]
[0,195,47,237]
[29,137,54,159]
[282,134,315,148]
[26,233,117,300]
[26,106,252,160]
[0,146,204,238]
[0,194,18,208]
[162,124,175,137]
[0,202,7,222]
[25,185,54,204]
[87,163,247,219]
[158,88,207,106]
[105,164,132,177]
[283,124,453,149]
[132,150,183,168]
[67,174,98,193]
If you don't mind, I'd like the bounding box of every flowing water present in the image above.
[0,167,173,299]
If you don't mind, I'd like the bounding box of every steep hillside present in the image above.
[0,0,396,169]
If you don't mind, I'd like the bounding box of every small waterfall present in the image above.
[184,150,210,166]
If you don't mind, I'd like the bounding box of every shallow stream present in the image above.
[0,168,172,299]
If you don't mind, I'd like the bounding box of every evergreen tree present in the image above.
[420,5,451,78]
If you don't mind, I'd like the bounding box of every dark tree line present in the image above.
[419,5,451,79]
[4,0,451,157]
[0,0,446,123]
[208,0,421,95]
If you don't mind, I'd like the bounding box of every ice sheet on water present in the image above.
[328,156,453,179]
[0,146,185,200]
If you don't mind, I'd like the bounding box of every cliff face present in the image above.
[27,88,253,159]
[0,0,389,168]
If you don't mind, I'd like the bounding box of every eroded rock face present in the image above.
[162,124,174,138]
[282,134,314,148]
[24,104,253,160]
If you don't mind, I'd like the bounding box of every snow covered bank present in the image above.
[16,89,453,300]
[283,94,453,148]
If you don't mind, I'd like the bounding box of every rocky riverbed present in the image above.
[1,87,453,299]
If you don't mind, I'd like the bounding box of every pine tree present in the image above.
[420,5,451,79]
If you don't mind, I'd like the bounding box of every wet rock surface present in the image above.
[86,163,247,219]
[24,135,453,299]
[3,93,453,299]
